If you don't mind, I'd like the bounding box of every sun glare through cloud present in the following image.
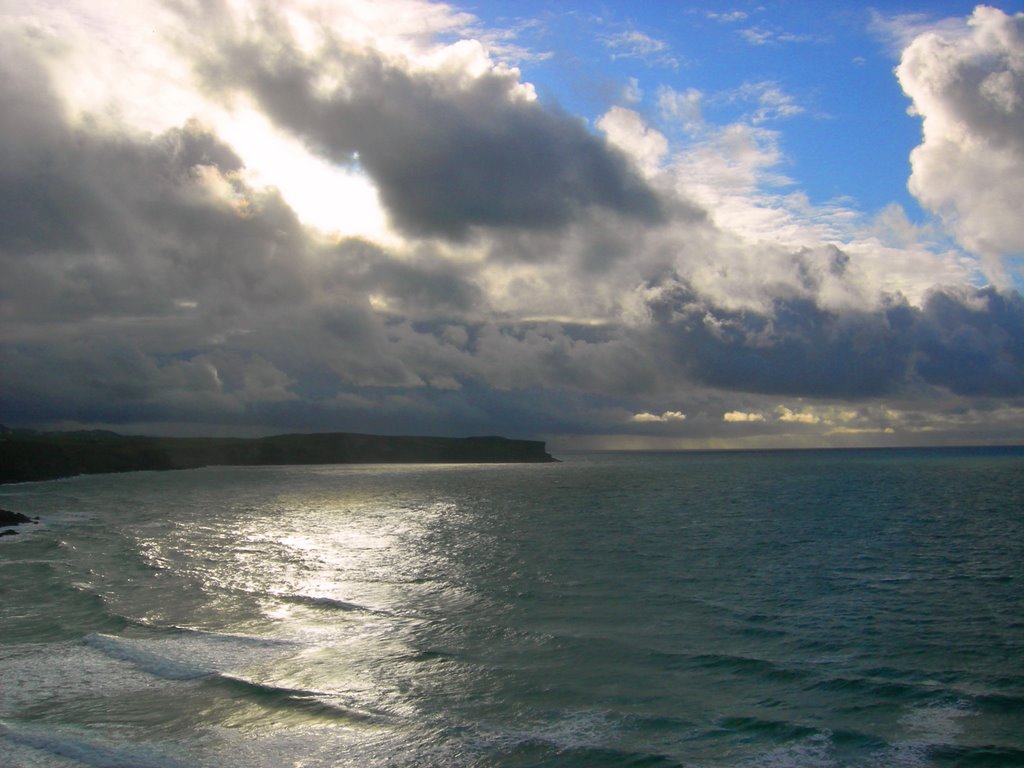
[217,110,393,240]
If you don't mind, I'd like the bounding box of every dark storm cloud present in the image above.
[0,36,310,331]
[649,280,909,397]
[0,39,512,434]
[648,276,1024,399]
[0,51,485,423]
[187,12,663,240]
[0,121,303,327]
[326,239,481,314]
[915,286,1024,397]
[0,39,253,256]
[792,245,850,291]
[0,44,476,427]
[249,379,623,440]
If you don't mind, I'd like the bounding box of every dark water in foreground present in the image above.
[1,448,1022,767]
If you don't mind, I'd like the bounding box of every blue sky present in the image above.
[465,1,1006,220]
[1,1,1023,448]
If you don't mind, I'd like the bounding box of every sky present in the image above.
[2,0,1023,451]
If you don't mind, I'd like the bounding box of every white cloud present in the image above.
[5,0,202,134]
[732,81,805,123]
[869,9,969,55]
[776,406,821,424]
[739,27,821,46]
[723,411,765,422]
[770,405,876,428]
[707,11,749,24]
[664,121,790,209]
[896,6,1024,284]
[632,410,687,423]
[657,86,704,134]
[827,425,896,435]
[739,27,774,46]
[602,29,679,67]
[624,77,643,104]
[621,79,975,313]
[597,106,669,176]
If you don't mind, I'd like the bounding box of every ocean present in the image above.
[1,448,1022,767]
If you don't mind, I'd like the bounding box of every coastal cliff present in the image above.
[0,428,557,484]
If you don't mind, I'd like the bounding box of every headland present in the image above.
[0,428,558,485]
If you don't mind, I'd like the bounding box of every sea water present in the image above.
[1,448,1022,767]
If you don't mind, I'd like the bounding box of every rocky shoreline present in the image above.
[0,428,558,485]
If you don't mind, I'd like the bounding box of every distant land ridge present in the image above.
[0,427,558,484]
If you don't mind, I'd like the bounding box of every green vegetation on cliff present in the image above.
[0,428,557,484]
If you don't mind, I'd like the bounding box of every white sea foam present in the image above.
[733,733,837,768]
[898,699,971,742]
[529,709,619,752]
[467,709,619,756]
[876,700,973,767]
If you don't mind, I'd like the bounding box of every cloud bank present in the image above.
[1,1,1022,448]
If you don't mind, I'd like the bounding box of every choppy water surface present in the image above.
[1,448,1023,767]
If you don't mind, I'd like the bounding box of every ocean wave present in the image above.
[871,699,975,767]
[159,624,300,649]
[713,715,821,742]
[213,674,391,724]
[84,633,213,680]
[464,709,627,764]
[686,653,809,682]
[81,631,391,726]
[0,557,66,568]
[0,721,185,768]
[974,691,1024,714]
[727,732,837,768]
[924,744,1024,767]
[497,742,684,767]
[391,648,455,664]
[220,585,382,615]
[274,593,370,612]
[82,626,299,680]
[807,675,945,704]
[467,714,867,768]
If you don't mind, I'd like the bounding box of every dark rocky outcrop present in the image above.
[0,507,39,535]
[0,428,557,484]
[0,508,36,526]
